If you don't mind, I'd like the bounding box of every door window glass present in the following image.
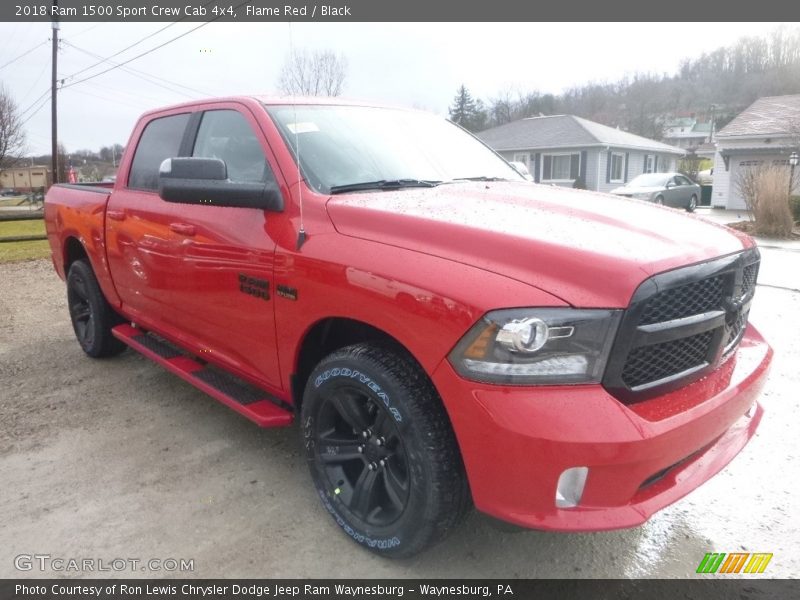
[193,110,274,184]
[128,113,190,190]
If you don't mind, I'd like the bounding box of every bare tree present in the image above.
[0,84,26,168]
[277,50,347,96]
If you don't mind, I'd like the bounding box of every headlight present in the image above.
[448,308,621,385]
[633,193,652,200]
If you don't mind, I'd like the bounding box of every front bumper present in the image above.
[432,323,772,531]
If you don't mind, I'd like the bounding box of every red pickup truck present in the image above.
[45,97,772,557]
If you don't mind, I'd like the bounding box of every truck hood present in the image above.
[325,182,752,307]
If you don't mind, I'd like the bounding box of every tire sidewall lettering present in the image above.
[318,490,402,550]
[313,367,402,423]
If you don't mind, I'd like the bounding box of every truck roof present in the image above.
[137,95,420,119]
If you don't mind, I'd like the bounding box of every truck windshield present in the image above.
[265,104,523,194]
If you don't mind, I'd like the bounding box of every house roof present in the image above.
[477,115,684,154]
[717,94,800,138]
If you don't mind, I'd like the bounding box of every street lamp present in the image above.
[790,151,799,199]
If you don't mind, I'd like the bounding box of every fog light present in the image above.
[555,467,589,508]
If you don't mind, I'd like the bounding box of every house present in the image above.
[0,165,52,192]
[477,115,685,193]
[711,94,800,210]
[662,117,712,150]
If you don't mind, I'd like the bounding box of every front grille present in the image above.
[639,276,725,325]
[621,330,713,389]
[741,263,758,298]
[603,249,760,402]
[724,309,749,353]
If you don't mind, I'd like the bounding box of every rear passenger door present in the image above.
[106,111,194,327]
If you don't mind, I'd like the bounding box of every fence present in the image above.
[0,204,46,243]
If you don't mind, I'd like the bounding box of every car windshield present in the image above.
[627,173,671,187]
[265,104,522,194]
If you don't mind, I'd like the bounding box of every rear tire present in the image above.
[687,194,697,212]
[66,259,126,358]
[301,343,471,557]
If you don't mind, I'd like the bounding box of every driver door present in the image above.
[165,106,285,389]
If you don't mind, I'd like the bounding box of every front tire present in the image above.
[66,259,126,358]
[301,343,470,557]
[655,195,664,205]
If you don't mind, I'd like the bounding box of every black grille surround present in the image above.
[603,248,760,403]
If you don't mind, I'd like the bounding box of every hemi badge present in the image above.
[276,285,298,301]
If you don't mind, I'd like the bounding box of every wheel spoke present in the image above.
[330,389,371,432]
[372,408,390,437]
[82,315,94,344]
[351,466,379,517]
[71,305,91,322]
[71,276,88,300]
[318,439,365,465]
[382,466,406,511]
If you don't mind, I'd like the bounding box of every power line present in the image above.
[60,0,220,83]
[60,0,253,90]
[0,41,47,71]
[20,93,51,126]
[63,40,209,98]
[18,89,51,118]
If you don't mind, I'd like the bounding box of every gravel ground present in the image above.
[0,254,797,579]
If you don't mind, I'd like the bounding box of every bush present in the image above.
[791,195,800,224]
[736,164,794,237]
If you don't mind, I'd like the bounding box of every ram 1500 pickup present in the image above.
[45,97,772,557]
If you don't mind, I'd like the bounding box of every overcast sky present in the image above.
[0,21,784,155]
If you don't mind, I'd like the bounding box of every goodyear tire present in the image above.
[301,343,471,557]
[66,259,126,358]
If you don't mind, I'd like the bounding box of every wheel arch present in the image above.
[292,317,446,414]
[63,236,89,272]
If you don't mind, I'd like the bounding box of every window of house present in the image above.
[610,153,624,182]
[128,113,190,191]
[513,153,529,165]
[644,155,654,173]
[542,153,579,182]
[192,110,275,184]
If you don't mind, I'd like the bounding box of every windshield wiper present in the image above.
[449,176,512,182]
[329,179,442,194]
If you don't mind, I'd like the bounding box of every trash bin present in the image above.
[700,185,712,206]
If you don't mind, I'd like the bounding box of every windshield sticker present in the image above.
[286,122,320,134]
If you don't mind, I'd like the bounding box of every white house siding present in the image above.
[499,148,678,193]
[711,151,732,208]
[712,150,797,210]
[596,150,678,194]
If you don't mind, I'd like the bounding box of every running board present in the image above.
[112,324,293,427]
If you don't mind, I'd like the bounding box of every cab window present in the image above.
[128,113,190,191]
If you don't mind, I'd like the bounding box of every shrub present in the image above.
[735,164,794,237]
[791,195,800,224]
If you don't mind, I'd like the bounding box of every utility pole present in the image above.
[709,104,716,144]
[51,1,59,184]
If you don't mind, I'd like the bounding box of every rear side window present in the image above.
[192,110,274,184]
[128,113,190,191]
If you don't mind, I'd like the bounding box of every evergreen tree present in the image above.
[449,85,487,132]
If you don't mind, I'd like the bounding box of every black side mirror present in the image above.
[158,157,284,211]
